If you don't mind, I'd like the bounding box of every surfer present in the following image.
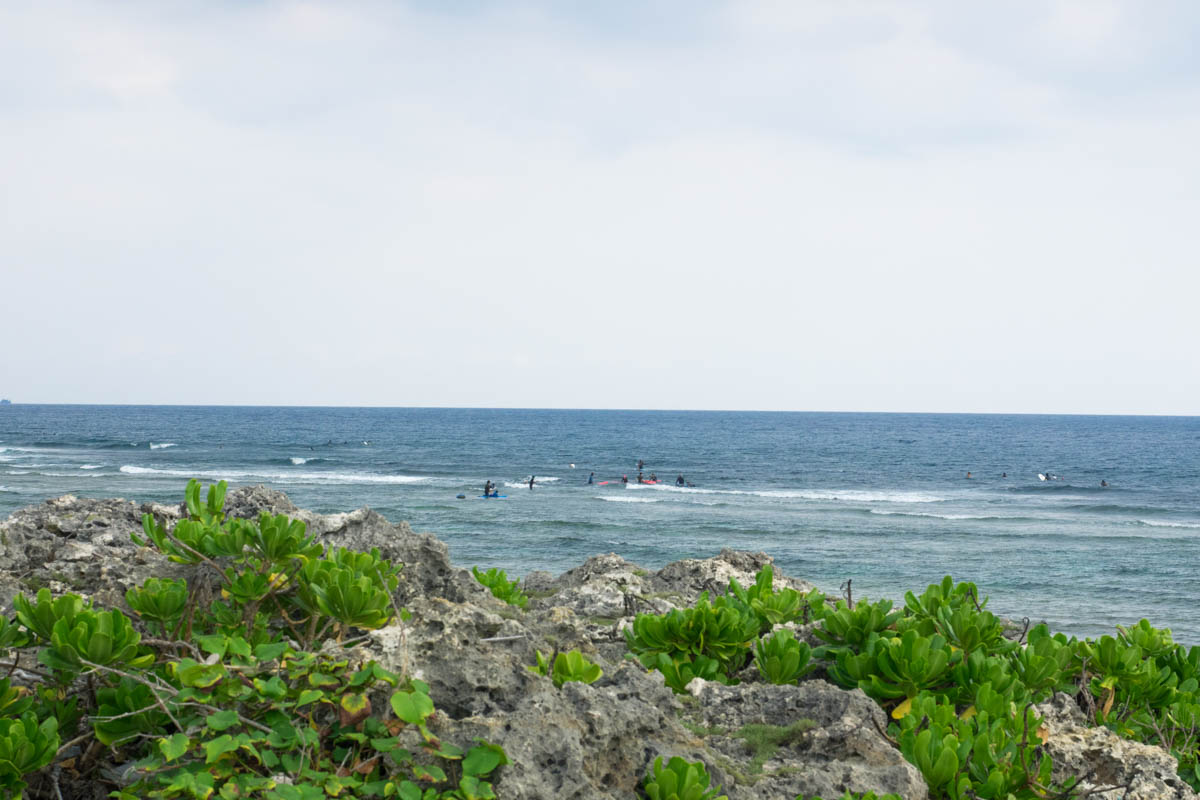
[528,475,535,490]
[966,472,972,479]
[1001,472,1006,478]
[484,480,493,497]
[1101,480,1108,487]
[621,474,628,484]
[637,472,644,484]
[588,472,594,485]
[676,474,685,486]
[637,459,644,471]
[649,473,657,483]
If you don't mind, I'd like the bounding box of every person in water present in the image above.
[676,474,685,486]
[588,472,594,485]
[621,474,628,484]
[637,472,644,483]
[484,480,493,496]
[1101,480,1108,487]
[966,472,972,479]
[637,459,645,471]
[649,473,657,482]
[528,476,535,490]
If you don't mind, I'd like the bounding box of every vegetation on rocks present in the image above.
[0,481,507,800]
[624,564,1200,797]
[1,482,1197,799]
[470,569,528,610]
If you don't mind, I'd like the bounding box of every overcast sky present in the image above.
[2,1,1198,413]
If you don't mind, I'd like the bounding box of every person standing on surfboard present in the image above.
[637,459,644,471]
[588,472,594,484]
[528,475,535,490]
[484,480,493,496]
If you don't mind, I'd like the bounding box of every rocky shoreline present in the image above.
[0,486,1195,799]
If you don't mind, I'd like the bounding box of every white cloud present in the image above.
[1,0,1197,412]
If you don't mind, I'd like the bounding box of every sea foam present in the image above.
[119,465,430,485]
[629,483,944,504]
[597,495,662,503]
[149,443,177,450]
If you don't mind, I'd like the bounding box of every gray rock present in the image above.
[0,494,189,611]
[685,679,928,799]
[1038,693,1200,800]
[651,548,816,600]
[5,489,1195,800]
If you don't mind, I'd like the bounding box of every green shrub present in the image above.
[641,755,726,800]
[891,689,1073,799]
[754,629,816,685]
[1009,624,1076,701]
[0,479,513,800]
[472,566,529,609]
[126,577,189,637]
[528,649,603,688]
[857,630,953,707]
[649,653,729,694]
[625,593,757,677]
[727,564,816,633]
[813,598,901,656]
[0,713,59,798]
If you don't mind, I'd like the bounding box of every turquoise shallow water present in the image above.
[1,405,1198,644]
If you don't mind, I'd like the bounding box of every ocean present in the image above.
[1,405,1197,644]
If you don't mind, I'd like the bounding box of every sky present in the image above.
[1,1,1198,414]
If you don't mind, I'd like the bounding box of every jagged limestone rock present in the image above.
[686,679,929,799]
[1038,692,1200,800]
[2,488,1195,800]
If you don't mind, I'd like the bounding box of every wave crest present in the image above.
[119,465,430,485]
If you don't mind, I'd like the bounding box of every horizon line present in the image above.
[1,402,1196,418]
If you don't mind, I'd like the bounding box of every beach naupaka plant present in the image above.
[130,479,401,645]
[473,566,529,609]
[528,649,604,688]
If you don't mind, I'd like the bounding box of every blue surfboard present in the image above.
[478,495,507,499]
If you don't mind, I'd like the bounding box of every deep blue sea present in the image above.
[1,405,1197,644]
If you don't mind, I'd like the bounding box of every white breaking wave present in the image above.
[597,495,662,503]
[502,477,561,488]
[80,464,104,470]
[628,483,943,504]
[871,510,1011,521]
[119,465,430,485]
[290,457,309,465]
[1138,519,1200,529]
[149,442,177,450]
